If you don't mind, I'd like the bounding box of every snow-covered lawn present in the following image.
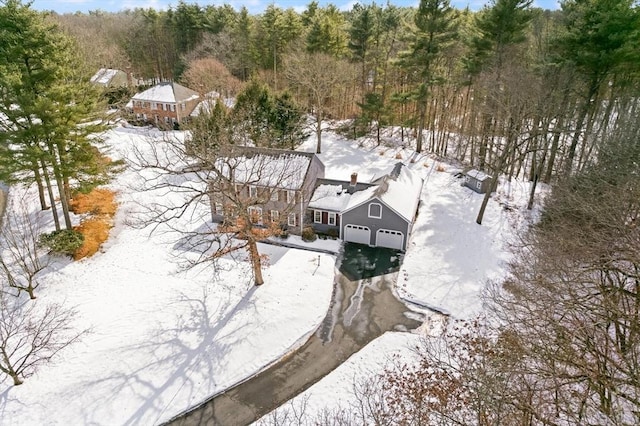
[1,124,541,425]
[260,130,540,421]
[0,126,335,425]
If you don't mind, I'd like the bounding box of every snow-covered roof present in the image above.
[466,168,491,181]
[132,82,199,103]
[344,163,423,222]
[90,68,120,85]
[308,184,352,211]
[190,97,236,117]
[217,149,314,190]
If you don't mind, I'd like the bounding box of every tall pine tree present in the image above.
[0,0,106,230]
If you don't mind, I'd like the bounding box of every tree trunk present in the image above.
[564,81,598,177]
[48,141,72,230]
[40,158,60,231]
[476,145,509,225]
[415,100,427,153]
[10,372,23,386]
[32,162,48,211]
[248,239,264,285]
[315,107,323,154]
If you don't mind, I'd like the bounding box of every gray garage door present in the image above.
[376,229,404,250]
[344,224,371,246]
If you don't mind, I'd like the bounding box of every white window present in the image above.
[249,185,257,198]
[170,104,176,112]
[214,203,223,215]
[368,203,382,219]
[476,181,482,190]
[465,176,470,183]
[287,190,296,203]
[270,210,279,222]
[314,210,322,223]
[270,190,279,202]
[151,102,158,110]
[235,184,242,194]
[142,113,147,120]
[328,212,336,226]
[248,206,263,224]
[288,213,296,227]
[164,116,170,124]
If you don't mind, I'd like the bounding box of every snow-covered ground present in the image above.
[258,130,541,422]
[0,124,542,425]
[0,125,335,425]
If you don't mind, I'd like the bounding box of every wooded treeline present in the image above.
[55,0,640,188]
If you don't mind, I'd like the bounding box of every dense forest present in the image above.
[1,0,640,422]
[53,0,640,193]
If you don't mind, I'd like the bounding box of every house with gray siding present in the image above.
[208,147,325,235]
[308,174,375,236]
[308,163,423,251]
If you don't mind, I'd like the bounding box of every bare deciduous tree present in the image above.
[0,201,51,299]
[283,51,356,154]
[0,294,84,386]
[127,111,308,286]
[179,57,243,98]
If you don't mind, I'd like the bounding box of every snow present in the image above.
[309,163,423,222]
[308,184,351,211]
[133,84,176,103]
[343,164,423,222]
[257,130,539,422]
[90,68,119,85]
[466,168,491,181]
[0,125,335,425]
[218,152,312,190]
[378,164,423,222]
[1,123,542,425]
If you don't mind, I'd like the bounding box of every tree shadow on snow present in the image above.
[77,285,258,425]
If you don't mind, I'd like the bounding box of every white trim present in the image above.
[214,203,223,215]
[288,213,296,227]
[249,185,257,198]
[368,202,382,219]
[270,190,279,202]
[328,212,336,226]
[314,210,322,223]
[270,210,279,222]
[287,190,296,203]
[375,228,404,250]
[344,224,371,245]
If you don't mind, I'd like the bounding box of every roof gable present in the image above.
[341,163,423,222]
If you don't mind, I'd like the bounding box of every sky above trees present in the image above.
[31,0,560,15]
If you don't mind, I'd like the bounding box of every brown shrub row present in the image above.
[71,188,117,260]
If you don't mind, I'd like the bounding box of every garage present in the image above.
[344,224,371,246]
[376,229,404,250]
